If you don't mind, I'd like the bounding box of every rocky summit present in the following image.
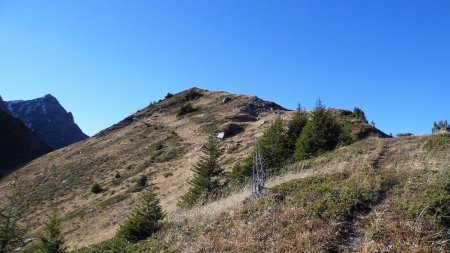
[5,94,88,149]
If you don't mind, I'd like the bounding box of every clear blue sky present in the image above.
[1,0,449,136]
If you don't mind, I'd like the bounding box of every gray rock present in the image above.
[5,94,88,149]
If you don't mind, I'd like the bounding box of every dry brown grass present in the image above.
[0,88,397,251]
[0,88,294,250]
[72,134,448,253]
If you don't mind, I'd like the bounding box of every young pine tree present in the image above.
[179,134,225,208]
[258,116,289,173]
[227,154,254,188]
[117,188,165,243]
[286,105,308,154]
[353,107,368,123]
[0,179,26,253]
[38,210,66,253]
[295,99,340,160]
[432,120,450,133]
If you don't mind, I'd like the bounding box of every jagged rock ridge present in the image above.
[5,94,89,149]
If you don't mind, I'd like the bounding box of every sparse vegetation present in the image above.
[0,89,431,251]
[74,134,449,252]
[424,132,450,152]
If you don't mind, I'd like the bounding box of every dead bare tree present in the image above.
[252,141,266,198]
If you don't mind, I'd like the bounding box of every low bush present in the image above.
[91,183,103,194]
[176,103,197,117]
[184,90,202,101]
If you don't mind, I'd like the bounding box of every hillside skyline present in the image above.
[1,1,449,136]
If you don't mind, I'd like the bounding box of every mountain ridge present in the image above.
[0,110,52,176]
[0,87,391,250]
[5,94,88,149]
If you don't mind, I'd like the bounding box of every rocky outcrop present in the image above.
[0,110,51,175]
[0,95,8,112]
[5,94,88,149]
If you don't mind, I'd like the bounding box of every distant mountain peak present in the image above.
[5,95,88,149]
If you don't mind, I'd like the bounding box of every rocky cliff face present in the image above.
[5,94,88,149]
[0,110,51,175]
[0,95,8,112]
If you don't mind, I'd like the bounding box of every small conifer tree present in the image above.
[286,104,308,154]
[165,93,174,99]
[117,188,165,243]
[295,99,340,160]
[432,120,450,133]
[353,107,368,123]
[258,117,288,173]
[38,210,66,253]
[227,154,254,188]
[0,179,25,253]
[179,134,224,208]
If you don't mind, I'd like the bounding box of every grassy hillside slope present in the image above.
[0,88,387,250]
[77,134,449,252]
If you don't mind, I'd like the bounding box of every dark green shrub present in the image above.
[117,188,165,243]
[227,154,253,188]
[137,175,148,187]
[177,103,196,117]
[131,175,148,193]
[295,100,340,160]
[184,90,202,101]
[165,93,174,99]
[179,134,225,208]
[91,183,103,194]
[432,120,449,133]
[396,133,413,137]
[353,107,368,123]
